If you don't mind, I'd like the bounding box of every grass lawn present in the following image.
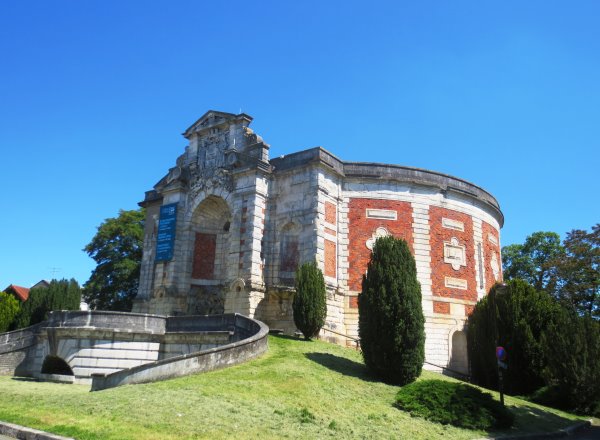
[0,335,586,439]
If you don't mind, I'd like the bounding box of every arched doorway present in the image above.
[449,330,469,375]
[41,355,74,376]
[188,196,232,314]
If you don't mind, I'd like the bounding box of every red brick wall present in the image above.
[192,232,216,279]
[429,207,477,301]
[482,221,502,291]
[433,301,450,314]
[325,202,337,224]
[348,199,413,292]
[325,239,336,278]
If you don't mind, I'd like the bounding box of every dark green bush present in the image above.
[541,309,600,415]
[467,280,562,395]
[358,236,424,385]
[293,262,327,340]
[394,380,514,430]
[12,279,81,329]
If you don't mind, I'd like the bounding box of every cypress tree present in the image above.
[293,262,327,340]
[358,236,425,385]
[467,279,563,394]
[0,291,20,333]
[12,279,81,329]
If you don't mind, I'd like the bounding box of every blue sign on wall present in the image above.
[155,203,178,262]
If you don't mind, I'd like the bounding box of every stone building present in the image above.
[133,110,504,374]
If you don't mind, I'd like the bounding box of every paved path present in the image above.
[573,424,600,440]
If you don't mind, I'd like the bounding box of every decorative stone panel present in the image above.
[429,207,477,302]
[348,198,413,292]
[482,221,502,290]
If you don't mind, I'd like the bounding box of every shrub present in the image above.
[12,279,81,329]
[0,291,21,333]
[541,309,600,415]
[467,280,562,395]
[394,380,514,430]
[358,236,424,385]
[293,262,327,340]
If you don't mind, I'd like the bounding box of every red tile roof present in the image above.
[4,284,30,302]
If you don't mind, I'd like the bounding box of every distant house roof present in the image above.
[3,280,50,302]
[31,280,50,290]
[4,284,30,302]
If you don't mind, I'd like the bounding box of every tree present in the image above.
[12,279,81,329]
[83,209,144,311]
[358,236,425,385]
[542,308,600,414]
[0,291,20,333]
[556,225,599,318]
[467,280,563,395]
[503,226,599,319]
[502,232,563,293]
[293,262,327,340]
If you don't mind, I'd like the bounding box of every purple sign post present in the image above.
[496,346,507,406]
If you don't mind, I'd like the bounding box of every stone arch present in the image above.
[190,195,232,281]
[448,327,469,375]
[186,195,233,315]
[41,355,74,376]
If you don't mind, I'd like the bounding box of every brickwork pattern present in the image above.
[429,206,477,302]
[433,301,450,314]
[324,239,337,278]
[325,201,337,224]
[348,199,413,292]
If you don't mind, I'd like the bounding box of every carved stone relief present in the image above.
[444,237,466,270]
[366,227,390,250]
[445,276,468,290]
[442,218,464,232]
[490,252,500,281]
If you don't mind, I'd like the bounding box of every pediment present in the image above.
[183,110,252,139]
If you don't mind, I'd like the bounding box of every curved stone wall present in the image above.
[0,311,268,389]
[91,314,268,391]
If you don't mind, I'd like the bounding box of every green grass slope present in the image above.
[0,335,584,439]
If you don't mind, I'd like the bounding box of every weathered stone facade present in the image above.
[133,110,504,374]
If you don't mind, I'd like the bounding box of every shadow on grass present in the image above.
[269,334,304,342]
[490,404,582,436]
[304,352,377,382]
[11,377,39,382]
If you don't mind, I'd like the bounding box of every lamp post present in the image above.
[494,283,508,407]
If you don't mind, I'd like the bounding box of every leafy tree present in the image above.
[502,232,563,293]
[503,226,599,319]
[542,308,600,414]
[0,291,20,333]
[556,225,599,318]
[293,262,327,340]
[358,236,424,385]
[12,279,81,329]
[467,280,563,395]
[83,209,144,311]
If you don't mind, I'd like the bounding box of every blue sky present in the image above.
[1,1,599,289]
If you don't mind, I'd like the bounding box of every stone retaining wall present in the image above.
[0,311,268,389]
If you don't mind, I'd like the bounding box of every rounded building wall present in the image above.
[135,113,504,375]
